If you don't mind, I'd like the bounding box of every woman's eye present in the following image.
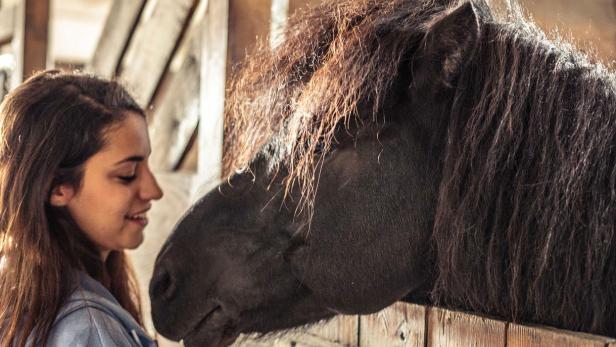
[118,175,137,183]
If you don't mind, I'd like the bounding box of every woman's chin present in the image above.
[124,230,145,250]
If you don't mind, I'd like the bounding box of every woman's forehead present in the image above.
[94,113,150,164]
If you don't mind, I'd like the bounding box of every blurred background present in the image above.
[0,0,615,346]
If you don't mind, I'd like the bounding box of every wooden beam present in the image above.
[427,307,506,347]
[197,0,228,185]
[508,322,616,347]
[360,303,426,347]
[148,16,201,172]
[118,0,197,107]
[0,5,15,45]
[303,315,359,346]
[87,0,146,78]
[21,0,49,79]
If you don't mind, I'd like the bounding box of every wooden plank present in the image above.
[0,5,15,45]
[87,0,146,78]
[197,0,228,184]
[176,127,198,172]
[148,46,200,171]
[22,0,49,79]
[7,0,23,90]
[360,302,426,347]
[119,0,197,107]
[233,316,356,347]
[303,315,358,346]
[507,323,616,347]
[427,307,506,347]
[148,1,203,172]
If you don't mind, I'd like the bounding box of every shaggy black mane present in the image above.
[224,0,616,335]
[433,3,616,335]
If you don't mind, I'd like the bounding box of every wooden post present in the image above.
[88,0,146,78]
[0,4,15,45]
[8,0,22,90]
[507,323,616,347]
[360,303,426,347]
[196,0,228,194]
[148,0,207,172]
[427,307,506,347]
[118,0,197,107]
[21,0,50,79]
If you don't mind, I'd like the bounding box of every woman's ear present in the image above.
[49,184,75,207]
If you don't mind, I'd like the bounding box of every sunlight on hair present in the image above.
[0,235,12,272]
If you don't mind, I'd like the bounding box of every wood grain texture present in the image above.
[302,315,359,346]
[7,0,24,89]
[148,17,201,172]
[360,302,426,347]
[507,323,616,347]
[427,307,506,347]
[88,0,146,78]
[22,0,49,79]
[0,5,15,45]
[198,0,228,181]
[233,316,357,347]
[119,0,196,106]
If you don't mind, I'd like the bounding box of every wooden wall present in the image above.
[236,303,616,347]
[83,0,616,346]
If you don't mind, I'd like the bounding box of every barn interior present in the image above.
[1,0,615,346]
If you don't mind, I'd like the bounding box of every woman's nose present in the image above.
[140,168,163,201]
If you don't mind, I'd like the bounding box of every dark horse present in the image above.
[150,0,616,345]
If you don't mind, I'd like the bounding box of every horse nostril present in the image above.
[151,266,177,301]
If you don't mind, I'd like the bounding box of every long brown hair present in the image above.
[0,70,145,346]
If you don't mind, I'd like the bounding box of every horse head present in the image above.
[150,2,485,345]
[150,0,616,345]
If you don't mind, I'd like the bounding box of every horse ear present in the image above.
[414,1,483,88]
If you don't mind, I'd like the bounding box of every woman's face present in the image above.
[56,112,163,259]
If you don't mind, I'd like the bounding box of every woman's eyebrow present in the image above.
[114,155,144,165]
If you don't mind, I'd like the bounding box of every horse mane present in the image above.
[432,3,616,335]
[223,0,450,212]
[224,0,616,335]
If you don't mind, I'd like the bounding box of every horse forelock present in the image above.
[223,0,455,215]
[432,10,616,335]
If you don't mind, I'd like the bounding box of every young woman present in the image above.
[0,70,163,346]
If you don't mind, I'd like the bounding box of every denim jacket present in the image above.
[32,271,157,347]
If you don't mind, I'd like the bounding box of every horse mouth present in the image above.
[183,305,240,347]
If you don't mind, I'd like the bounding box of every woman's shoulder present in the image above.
[43,272,156,347]
[46,302,139,347]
